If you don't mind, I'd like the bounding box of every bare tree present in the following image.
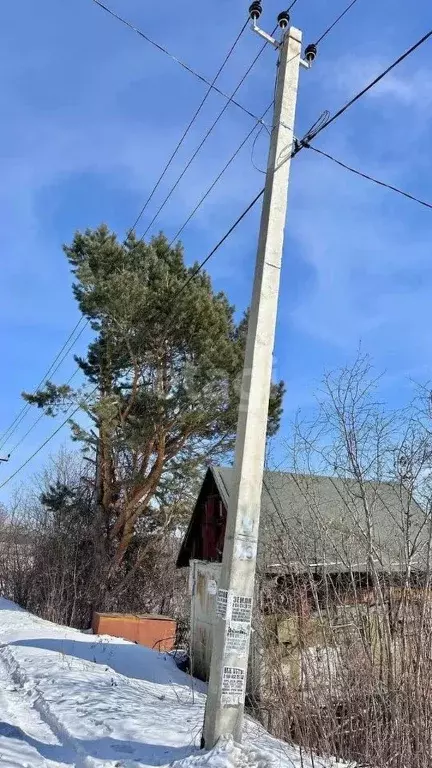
[251,353,432,767]
[0,447,190,635]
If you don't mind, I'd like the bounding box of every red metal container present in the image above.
[92,612,177,652]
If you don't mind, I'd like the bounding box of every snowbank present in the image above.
[0,598,343,768]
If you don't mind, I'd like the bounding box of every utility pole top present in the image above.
[248,3,317,68]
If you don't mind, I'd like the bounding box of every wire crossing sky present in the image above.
[0,0,431,496]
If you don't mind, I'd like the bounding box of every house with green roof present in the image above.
[177,465,429,694]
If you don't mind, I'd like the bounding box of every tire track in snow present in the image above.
[0,650,74,768]
[0,644,125,768]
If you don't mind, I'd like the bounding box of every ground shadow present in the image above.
[7,637,206,692]
[0,599,24,612]
[0,721,71,763]
[0,720,199,765]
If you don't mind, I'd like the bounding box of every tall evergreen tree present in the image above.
[24,225,284,579]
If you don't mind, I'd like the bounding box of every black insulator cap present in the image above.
[304,43,317,62]
[277,10,290,29]
[249,1,262,20]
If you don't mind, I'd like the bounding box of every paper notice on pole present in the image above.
[217,590,253,628]
[221,666,246,706]
[216,589,229,619]
[232,595,252,622]
[229,594,253,631]
[225,626,248,656]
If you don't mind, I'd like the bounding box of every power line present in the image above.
[137,27,432,358]
[0,391,95,492]
[169,103,273,245]
[0,321,87,451]
[141,32,275,241]
[91,0,270,128]
[0,187,266,491]
[168,189,264,310]
[305,144,432,211]
[125,19,248,238]
[315,0,361,44]
[305,28,432,142]
[250,123,270,175]
[0,317,87,451]
[0,1,338,463]
[8,4,413,466]
[5,142,265,468]
[1,18,260,460]
[0,1,356,459]
[9,368,81,457]
[0,0,369,487]
[166,42,280,247]
[1,0,374,457]
[91,0,369,247]
[28,23,246,462]
[175,27,432,308]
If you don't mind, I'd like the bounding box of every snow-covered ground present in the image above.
[0,598,342,768]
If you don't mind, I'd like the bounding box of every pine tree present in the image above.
[24,225,284,579]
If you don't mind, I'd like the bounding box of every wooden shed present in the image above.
[178,466,429,695]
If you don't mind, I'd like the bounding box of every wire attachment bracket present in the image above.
[250,17,280,48]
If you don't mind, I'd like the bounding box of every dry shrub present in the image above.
[252,574,432,767]
[249,354,432,767]
[0,449,189,634]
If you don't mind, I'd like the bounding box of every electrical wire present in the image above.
[91,0,270,128]
[167,188,264,311]
[0,11,300,461]
[141,32,276,241]
[0,186,267,491]
[92,0,369,247]
[169,25,432,314]
[250,124,270,174]
[0,318,88,451]
[125,19,249,238]
[6,0,387,480]
[9,7,425,470]
[0,6,296,463]
[315,0,361,44]
[305,144,432,211]
[9,368,81,456]
[0,18,252,456]
[249,71,277,177]
[0,416,75,489]
[303,111,330,142]
[304,28,432,142]
[1,0,379,456]
[0,390,96,491]
[169,102,273,245]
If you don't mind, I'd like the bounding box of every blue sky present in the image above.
[0,0,431,498]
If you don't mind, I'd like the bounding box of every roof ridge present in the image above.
[210,464,399,488]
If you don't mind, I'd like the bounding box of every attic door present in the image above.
[202,495,225,562]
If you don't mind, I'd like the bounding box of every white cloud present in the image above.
[331,56,432,109]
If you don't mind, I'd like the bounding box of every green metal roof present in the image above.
[178,466,430,573]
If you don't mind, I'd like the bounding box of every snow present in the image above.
[0,598,343,768]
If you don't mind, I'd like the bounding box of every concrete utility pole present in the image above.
[203,4,315,748]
